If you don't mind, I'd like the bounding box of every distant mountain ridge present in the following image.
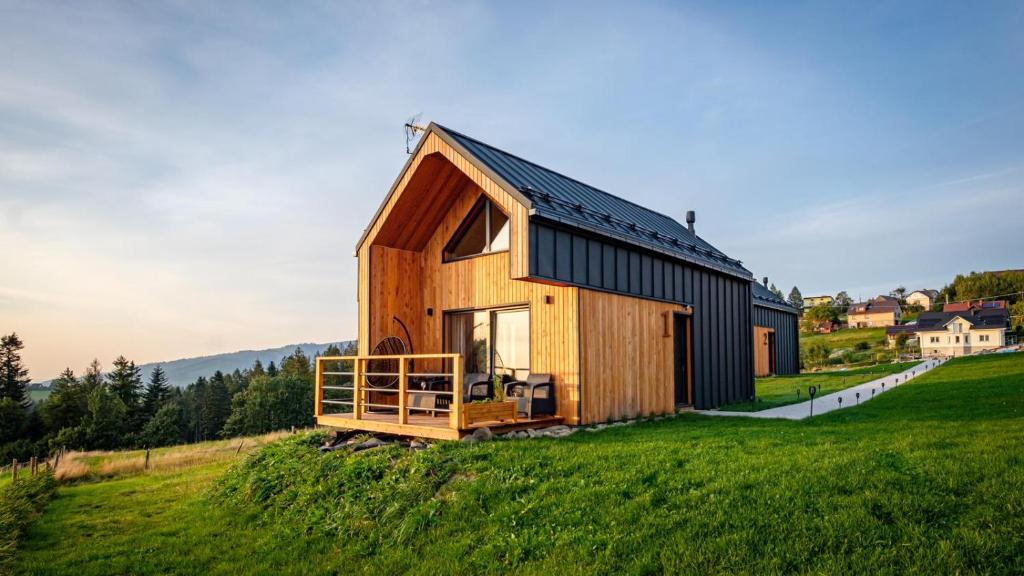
[35,341,355,389]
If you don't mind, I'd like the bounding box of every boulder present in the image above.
[460,434,480,444]
[472,427,494,442]
[353,437,388,452]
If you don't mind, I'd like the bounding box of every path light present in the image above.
[837,396,843,407]
[881,382,886,391]
[871,388,875,397]
[808,385,818,417]
[797,389,801,400]
[856,392,860,405]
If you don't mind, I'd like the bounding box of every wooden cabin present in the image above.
[315,123,758,439]
[751,278,800,376]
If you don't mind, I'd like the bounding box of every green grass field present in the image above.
[12,353,1024,574]
[724,361,920,412]
[28,389,49,403]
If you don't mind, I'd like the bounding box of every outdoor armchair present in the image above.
[504,373,556,419]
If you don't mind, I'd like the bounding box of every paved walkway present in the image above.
[701,358,947,420]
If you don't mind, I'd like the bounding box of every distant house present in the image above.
[916,304,1010,358]
[885,323,918,347]
[906,289,939,309]
[847,296,902,328]
[812,320,840,334]
[803,295,834,309]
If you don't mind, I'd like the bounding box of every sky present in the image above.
[2,1,1022,380]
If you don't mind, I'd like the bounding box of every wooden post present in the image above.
[30,457,36,477]
[314,356,324,418]
[398,357,408,425]
[11,459,17,483]
[235,441,244,456]
[352,357,362,420]
[144,448,150,470]
[452,355,464,431]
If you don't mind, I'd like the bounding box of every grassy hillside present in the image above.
[14,353,1024,574]
[800,327,895,366]
[725,361,919,412]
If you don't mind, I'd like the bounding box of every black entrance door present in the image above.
[673,312,691,406]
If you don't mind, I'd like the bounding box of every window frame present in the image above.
[442,195,510,263]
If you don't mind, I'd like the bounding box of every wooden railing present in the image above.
[315,354,464,429]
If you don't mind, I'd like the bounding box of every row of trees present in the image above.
[0,333,356,462]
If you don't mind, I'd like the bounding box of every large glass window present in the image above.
[493,309,530,380]
[446,307,530,380]
[443,196,510,261]
[446,311,490,374]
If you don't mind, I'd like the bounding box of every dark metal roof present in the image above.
[752,281,798,313]
[916,309,1010,330]
[435,124,752,280]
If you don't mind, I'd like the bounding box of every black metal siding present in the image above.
[753,304,800,375]
[530,220,755,409]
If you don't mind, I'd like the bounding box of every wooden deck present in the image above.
[317,411,564,441]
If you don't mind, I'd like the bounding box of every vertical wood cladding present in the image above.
[752,304,800,375]
[531,220,754,410]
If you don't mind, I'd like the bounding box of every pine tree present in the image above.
[200,372,231,439]
[40,368,89,435]
[266,361,278,377]
[107,356,143,417]
[142,365,172,420]
[0,333,31,406]
[770,284,785,300]
[251,359,265,378]
[82,359,104,393]
[280,348,312,380]
[788,286,804,310]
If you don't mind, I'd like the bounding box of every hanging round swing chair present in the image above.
[366,336,413,390]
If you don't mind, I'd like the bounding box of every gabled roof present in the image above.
[916,308,1010,331]
[848,298,901,315]
[434,124,752,279]
[909,289,938,298]
[752,281,798,313]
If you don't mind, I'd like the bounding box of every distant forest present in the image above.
[0,334,356,463]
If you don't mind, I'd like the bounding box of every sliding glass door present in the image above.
[446,307,530,380]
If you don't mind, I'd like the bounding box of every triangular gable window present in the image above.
[444,196,509,261]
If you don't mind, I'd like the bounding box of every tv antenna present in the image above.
[404,114,427,154]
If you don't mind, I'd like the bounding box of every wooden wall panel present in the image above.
[753,325,773,377]
[418,185,579,423]
[579,289,683,423]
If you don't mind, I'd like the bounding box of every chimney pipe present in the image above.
[686,210,695,233]
[763,277,768,287]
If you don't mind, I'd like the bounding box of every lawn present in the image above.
[723,361,920,412]
[14,353,1024,575]
[800,327,887,350]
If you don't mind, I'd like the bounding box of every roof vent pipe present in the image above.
[763,277,769,287]
[686,210,696,233]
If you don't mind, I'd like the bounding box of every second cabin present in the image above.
[316,123,796,438]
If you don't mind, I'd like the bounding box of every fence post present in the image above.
[352,357,363,420]
[398,357,408,425]
[235,441,244,456]
[452,355,464,431]
[11,459,17,483]
[144,448,150,470]
[314,356,324,418]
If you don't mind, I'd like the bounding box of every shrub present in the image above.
[854,341,871,351]
[0,472,57,569]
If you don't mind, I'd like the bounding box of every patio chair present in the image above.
[463,373,493,402]
[504,374,556,419]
